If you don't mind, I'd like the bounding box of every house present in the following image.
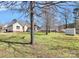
[39,24,58,32]
[58,22,79,34]
[0,25,3,32]
[76,19,79,34]
[58,23,74,32]
[3,19,38,32]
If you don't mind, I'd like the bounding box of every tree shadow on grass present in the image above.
[0,39,31,45]
[35,33,46,36]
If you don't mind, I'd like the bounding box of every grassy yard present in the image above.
[0,32,79,57]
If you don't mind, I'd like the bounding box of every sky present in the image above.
[0,1,77,27]
[0,9,44,27]
[0,9,26,24]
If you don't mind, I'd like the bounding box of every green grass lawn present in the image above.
[0,32,79,58]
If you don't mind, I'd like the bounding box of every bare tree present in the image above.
[43,5,49,35]
[0,1,77,57]
[64,8,68,28]
[30,1,35,45]
[0,1,77,44]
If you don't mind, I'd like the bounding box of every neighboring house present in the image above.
[58,23,74,32]
[3,19,38,32]
[0,24,5,32]
[0,25,2,32]
[76,19,79,34]
[58,22,79,34]
[58,25,65,32]
[39,24,58,32]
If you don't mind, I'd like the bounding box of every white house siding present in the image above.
[13,22,23,32]
[34,26,38,32]
[24,25,28,32]
[7,25,13,32]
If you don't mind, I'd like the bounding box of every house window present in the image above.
[16,26,20,29]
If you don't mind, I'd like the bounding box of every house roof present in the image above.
[7,19,29,27]
[5,19,40,28]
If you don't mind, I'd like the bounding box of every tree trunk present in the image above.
[30,1,34,45]
[65,18,67,28]
[65,9,68,29]
[46,21,48,35]
[45,7,49,35]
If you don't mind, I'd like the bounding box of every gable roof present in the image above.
[7,19,28,27]
[4,19,40,28]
